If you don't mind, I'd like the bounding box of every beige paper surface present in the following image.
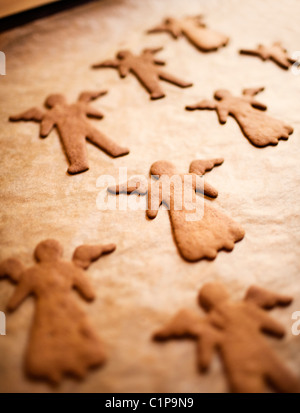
[0,0,299,393]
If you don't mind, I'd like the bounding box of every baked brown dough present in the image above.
[0,239,116,384]
[240,42,296,69]
[108,159,244,262]
[154,283,300,393]
[186,87,293,147]
[148,15,229,52]
[10,91,129,174]
[92,48,193,100]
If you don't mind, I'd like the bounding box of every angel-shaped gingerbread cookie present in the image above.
[92,48,193,100]
[148,15,229,52]
[108,159,244,262]
[0,239,116,384]
[154,283,300,393]
[240,42,296,70]
[9,91,129,174]
[186,87,293,147]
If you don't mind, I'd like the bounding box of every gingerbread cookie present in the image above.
[148,15,229,52]
[186,87,293,147]
[108,159,244,262]
[10,91,129,174]
[92,48,193,100]
[0,239,116,384]
[240,42,296,70]
[154,283,300,393]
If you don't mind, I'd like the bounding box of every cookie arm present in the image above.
[143,47,164,55]
[40,116,55,137]
[147,23,168,33]
[72,267,96,301]
[216,105,229,124]
[9,107,44,122]
[196,326,222,371]
[0,258,24,282]
[250,99,267,111]
[79,91,108,118]
[91,59,120,69]
[153,309,203,340]
[193,175,218,198]
[115,63,129,78]
[239,47,262,58]
[85,106,104,119]
[250,306,287,338]
[153,59,166,66]
[147,181,162,219]
[185,100,216,111]
[107,177,149,195]
[153,310,221,371]
[288,56,297,64]
[73,243,116,270]
[193,14,206,27]
[243,87,264,97]
[147,22,181,39]
[6,275,32,312]
[78,90,108,103]
[273,55,293,69]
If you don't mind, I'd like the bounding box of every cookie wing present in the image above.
[9,107,44,122]
[245,285,293,309]
[73,244,116,269]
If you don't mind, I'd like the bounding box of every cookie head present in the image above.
[150,160,176,177]
[199,283,229,311]
[45,94,66,108]
[214,89,231,100]
[165,17,175,25]
[187,14,205,25]
[117,50,131,60]
[34,239,63,262]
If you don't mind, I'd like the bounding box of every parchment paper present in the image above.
[0,0,299,393]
